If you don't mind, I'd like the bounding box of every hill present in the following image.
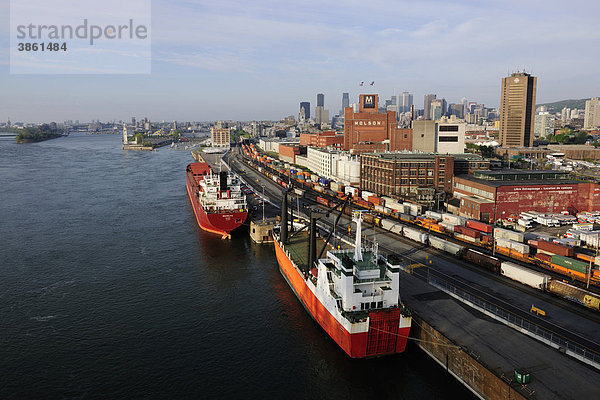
[536,98,591,112]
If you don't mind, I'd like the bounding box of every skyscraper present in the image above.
[316,93,328,124]
[499,72,537,147]
[317,93,325,107]
[584,97,600,129]
[398,92,413,113]
[342,92,349,109]
[423,94,436,120]
[300,102,310,121]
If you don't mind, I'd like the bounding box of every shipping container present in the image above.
[316,196,330,207]
[537,240,574,257]
[344,186,360,197]
[429,236,464,256]
[425,211,442,221]
[402,227,429,244]
[493,228,525,243]
[330,182,345,193]
[534,252,552,263]
[454,233,480,243]
[439,221,455,232]
[547,280,600,311]
[551,255,589,274]
[314,185,324,193]
[441,213,466,226]
[466,220,493,234]
[353,197,374,209]
[553,238,581,247]
[500,262,550,290]
[454,225,481,238]
[463,249,500,273]
[368,196,383,206]
[361,191,375,201]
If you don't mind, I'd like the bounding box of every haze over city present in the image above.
[1,0,599,122]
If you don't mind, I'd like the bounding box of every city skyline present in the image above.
[1,0,599,122]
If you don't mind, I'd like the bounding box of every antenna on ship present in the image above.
[353,211,363,262]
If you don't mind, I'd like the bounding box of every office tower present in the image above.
[561,107,570,122]
[315,93,327,124]
[499,72,537,147]
[584,98,600,129]
[300,102,310,121]
[423,94,436,120]
[449,104,464,119]
[460,97,467,116]
[342,93,349,109]
[317,93,324,107]
[430,99,445,120]
[399,92,413,113]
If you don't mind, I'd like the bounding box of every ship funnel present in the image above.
[219,171,228,191]
[353,212,363,262]
[280,189,288,243]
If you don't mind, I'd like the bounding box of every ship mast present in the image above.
[353,212,363,262]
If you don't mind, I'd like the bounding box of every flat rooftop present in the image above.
[364,152,485,161]
[456,174,581,188]
[473,169,569,181]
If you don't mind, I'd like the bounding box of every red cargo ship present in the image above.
[274,208,411,358]
[186,162,248,239]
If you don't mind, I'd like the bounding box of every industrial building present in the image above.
[360,152,489,197]
[299,131,344,149]
[453,169,600,222]
[343,94,412,153]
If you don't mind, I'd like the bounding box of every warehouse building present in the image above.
[453,169,600,222]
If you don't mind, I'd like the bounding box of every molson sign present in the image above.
[363,95,376,108]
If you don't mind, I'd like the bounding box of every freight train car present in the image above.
[547,281,600,311]
[500,262,551,290]
[463,249,501,274]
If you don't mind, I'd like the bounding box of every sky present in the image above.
[1,0,599,123]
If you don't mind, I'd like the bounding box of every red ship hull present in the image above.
[186,164,247,239]
[274,239,410,358]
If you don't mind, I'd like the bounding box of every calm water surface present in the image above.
[0,133,474,399]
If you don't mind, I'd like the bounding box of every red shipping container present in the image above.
[465,220,493,234]
[535,253,552,262]
[537,240,574,257]
[454,225,481,238]
[481,234,491,243]
[368,196,382,206]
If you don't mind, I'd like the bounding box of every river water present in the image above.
[0,133,474,399]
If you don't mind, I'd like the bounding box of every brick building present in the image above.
[279,144,304,164]
[360,153,489,197]
[344,94,412,154]
[453,169,600,222]
[299,131,344,149]
[211,127,230,148]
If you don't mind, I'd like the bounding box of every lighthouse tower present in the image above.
[122,124,128,145]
